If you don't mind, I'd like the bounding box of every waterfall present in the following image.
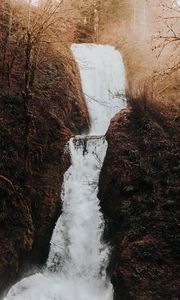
[4,44,126,300]
[71,44,125,135]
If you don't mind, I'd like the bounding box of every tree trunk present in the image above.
[24,33,32,95]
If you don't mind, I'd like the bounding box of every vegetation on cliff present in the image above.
[0,0,90,294]
[98,95,180,300]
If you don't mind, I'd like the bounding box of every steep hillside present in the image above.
[0,1,90,295]
[98,98,180,300]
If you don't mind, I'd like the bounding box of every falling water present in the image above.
[4,44,126,300]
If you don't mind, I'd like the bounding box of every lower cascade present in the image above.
[4,44,126,300]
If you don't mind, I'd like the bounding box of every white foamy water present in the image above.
[71,44,125,135]
[4,44,126,300]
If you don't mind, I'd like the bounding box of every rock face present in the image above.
[0,0,92,294]
[98,105,180,300]
[0,47,89,295]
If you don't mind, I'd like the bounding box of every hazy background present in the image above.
[98,0,180,103]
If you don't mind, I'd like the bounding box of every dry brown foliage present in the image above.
[98,0,180,104]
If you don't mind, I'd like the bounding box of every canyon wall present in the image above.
[98,102,180,300]
[0,45,89,295]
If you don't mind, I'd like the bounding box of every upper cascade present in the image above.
[71,44,126,135]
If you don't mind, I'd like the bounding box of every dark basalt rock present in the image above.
[0,48,90,295]
[98,105,180,300]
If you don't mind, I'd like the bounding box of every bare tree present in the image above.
[0,0,12,86]
[22,0,64,95]
[153,0,180,76]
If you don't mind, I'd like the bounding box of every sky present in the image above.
[31,0,38,4]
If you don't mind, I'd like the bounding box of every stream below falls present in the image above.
[4,44,126,300]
